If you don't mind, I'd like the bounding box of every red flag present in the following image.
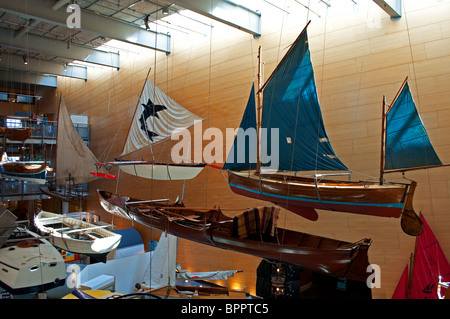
[408,214,450,299]
[392,265,409,299]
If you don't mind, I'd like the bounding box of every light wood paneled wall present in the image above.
[56,0,450,298]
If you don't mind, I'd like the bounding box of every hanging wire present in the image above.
[402,0,436,211]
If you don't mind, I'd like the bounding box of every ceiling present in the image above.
[0,0,262,91]
[0,0,398,91]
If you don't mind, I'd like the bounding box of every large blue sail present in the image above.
[261,30,348,172]
[385,81,442,170]
[223,83,257,171]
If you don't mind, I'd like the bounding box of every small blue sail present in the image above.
[261,30,348,172]
[385,81,442,170]
[223,83,258,171]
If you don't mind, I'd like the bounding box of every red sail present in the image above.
[408,214,450,299]
[391,265,408,299]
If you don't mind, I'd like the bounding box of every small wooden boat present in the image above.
[39,176,89,202]
[97,189,372,282]
[34,211,122,262]
[0,161,47,184]
[103,160,206,181]
[223,21,448,237]
[98,69,206,181]
[0,226,66,294]
[0,127,37,142]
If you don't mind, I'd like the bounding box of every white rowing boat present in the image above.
[34,211,121,262]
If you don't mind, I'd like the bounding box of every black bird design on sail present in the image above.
[112,75,206,181]
[139,98,167,142]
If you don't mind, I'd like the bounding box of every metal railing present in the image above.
[0,116,90,141]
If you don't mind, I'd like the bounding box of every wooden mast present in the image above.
[380,95,386,185]
[380,76,408,184]
[118,67,152,159]
[256,46,262,174]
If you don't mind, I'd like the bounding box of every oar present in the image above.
[140,207,200,222]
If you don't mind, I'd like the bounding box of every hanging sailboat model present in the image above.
[100,69,206,181]
[223,22,448,236]
[392,214,450,299]
[40,96,115,201]
[380,77,450,235]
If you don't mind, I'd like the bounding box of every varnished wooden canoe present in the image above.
[227,171,416,223]
[97,189,372,282]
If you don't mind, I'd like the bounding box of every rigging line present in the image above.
[403,0,420,112]
[268,0,290,267]
[284,0,311,200]
[402,0,436,207]
[314,0,327,173]
[98,62,129,163]
[156,43,171,163]
[204,0,214,208]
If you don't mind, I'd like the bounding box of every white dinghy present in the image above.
[34,211,122,262]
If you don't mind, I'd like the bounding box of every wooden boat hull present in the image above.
[0,128,36,142]
[227,171,412,222]
[34,211,122,260]
[39,184,89,202]
[97,189,372,282]
[0,162,47,184]
[108,161,206,181]
[0,227,66,294]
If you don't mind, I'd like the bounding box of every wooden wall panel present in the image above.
[51,0,450,299]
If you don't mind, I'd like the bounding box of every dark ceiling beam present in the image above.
[14,19,40,39]
[0,68,57,87]
[0,27,120,69]
[372,0,402,20]
[0,54,87,80]
[168,0,261,37]
[0,0,171,53]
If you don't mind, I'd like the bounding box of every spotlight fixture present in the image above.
[23,55,28,65]
[162,6,169,15]
[144,15,149,30]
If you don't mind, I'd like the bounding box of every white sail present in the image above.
[56,97,98,185]
[141,233,178,289]
[121,79,203,157]
[140,233,239,290]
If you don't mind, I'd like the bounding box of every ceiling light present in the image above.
[23,56,28,64]
[144,15,149,30]
[162,7,169,15]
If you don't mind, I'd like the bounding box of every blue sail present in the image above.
[223,83,257,171]
[261,30,348,172]
[385,81,442,170]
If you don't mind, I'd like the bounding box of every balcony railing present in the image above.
[0,116,90,141]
